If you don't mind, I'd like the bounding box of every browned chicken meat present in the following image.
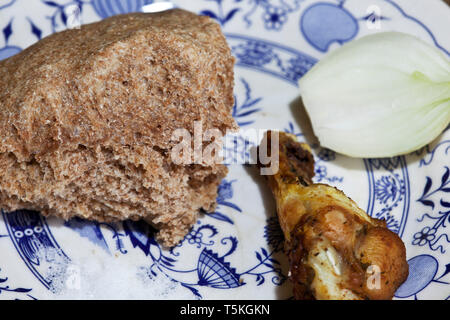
[257,131,408,300]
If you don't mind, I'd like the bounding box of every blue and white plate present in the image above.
[0,0,449,300]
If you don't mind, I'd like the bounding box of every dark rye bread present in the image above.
[0,9,237,246]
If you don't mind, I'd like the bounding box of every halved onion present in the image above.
[299,32,450,158]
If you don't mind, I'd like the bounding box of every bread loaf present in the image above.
[0,9,236,246]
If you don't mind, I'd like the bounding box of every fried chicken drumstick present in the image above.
[258,131,408,300]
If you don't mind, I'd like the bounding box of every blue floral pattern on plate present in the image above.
[0,0,448,299]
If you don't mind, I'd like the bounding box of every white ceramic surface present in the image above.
[0,0,449,300]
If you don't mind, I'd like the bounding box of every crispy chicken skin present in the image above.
[258,131,408,300]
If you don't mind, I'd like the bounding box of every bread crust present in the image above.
[0,9,237,246]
